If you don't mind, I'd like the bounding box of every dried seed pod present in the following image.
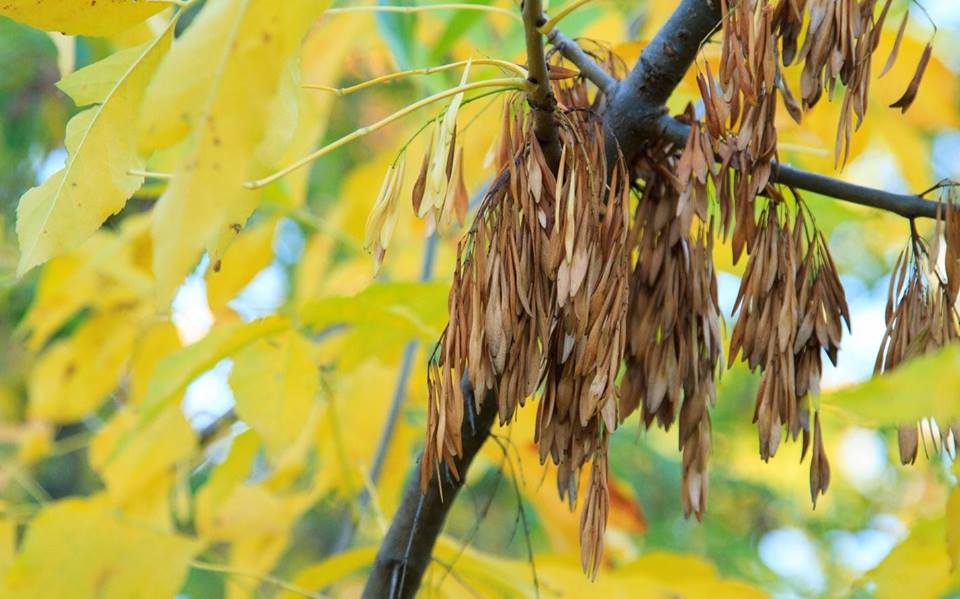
[876,191,960,464]
[424,74,632,574]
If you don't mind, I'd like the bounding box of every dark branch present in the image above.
[523,0,562,170]
[655,115,939,219]
[546,29,617,93]
[603,0,721,165]
[362,384,498,599]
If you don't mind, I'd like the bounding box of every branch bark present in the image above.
[362,383,497,599]
[523,0,563,170]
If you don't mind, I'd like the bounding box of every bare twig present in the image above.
[546,29,617,93]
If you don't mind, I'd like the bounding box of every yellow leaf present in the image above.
[128,320,182,405]
[205,217,276,318]
[15,19,174,276]
[89,402,195,508]
[28,308,144,422]
[0,0,164,36]
[229,330,319,460]
[948,488,960,571]
[2,496,199,599]
[279,547,378,598]
[139,316,289,415]
[0,514,14,573]
[195,431,314,543]
[19,214,154,350]
[15,421,52,464]
[106,316,287,466]
[140,0,328,303]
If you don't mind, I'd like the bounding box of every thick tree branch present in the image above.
[603,0,721,165]
[523,0,563,170]
[362,383,497,599]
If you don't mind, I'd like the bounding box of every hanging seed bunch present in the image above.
[422,75,632,578]
[719,0,929,166]
[728,194,848,505]
[619,133,723,519]
[876,190,960,464]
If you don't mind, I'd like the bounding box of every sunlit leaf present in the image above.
[2,496,199,598]
[0,0,164,36]
[140,0,328,302]
[15,19,174,276]
[229,330,319,460]
[825,343,960,426]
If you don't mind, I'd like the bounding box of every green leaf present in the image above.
[375,0,418,70]
[824,343,960,426]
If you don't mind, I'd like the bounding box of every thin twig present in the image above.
[546,29,617,93]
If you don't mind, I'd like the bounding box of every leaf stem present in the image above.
[304,59,527,96]
[128,169,174,180]
[325,4,521,21]
[538,0,596,33]
[246,78,529,189]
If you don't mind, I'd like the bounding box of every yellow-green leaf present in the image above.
[140,0,327,303]
[15,19,174,276]
[229,330,319,459]
[825,343,960,426]
[0,0,164,37]
[2,496,199,598]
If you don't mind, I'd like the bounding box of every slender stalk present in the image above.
[523,0,562,170]
[325,4,520,21]
[546,29,617,92]
[304,59,528,96]
[245,78,528,189]
[538,0,596,33]
[128,169,174,180]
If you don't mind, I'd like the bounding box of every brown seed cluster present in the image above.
[422,77,631,578]
[620,133,723,519]
[876,191,960,464]
[405,0,943,576]
[728,199,848,505]
[722,0,921,166]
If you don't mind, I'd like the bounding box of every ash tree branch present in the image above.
[362,384,498,599]
[656,116,939,219]
[523,0,563,171]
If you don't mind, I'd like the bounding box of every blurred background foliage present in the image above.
[0,0,959,597]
